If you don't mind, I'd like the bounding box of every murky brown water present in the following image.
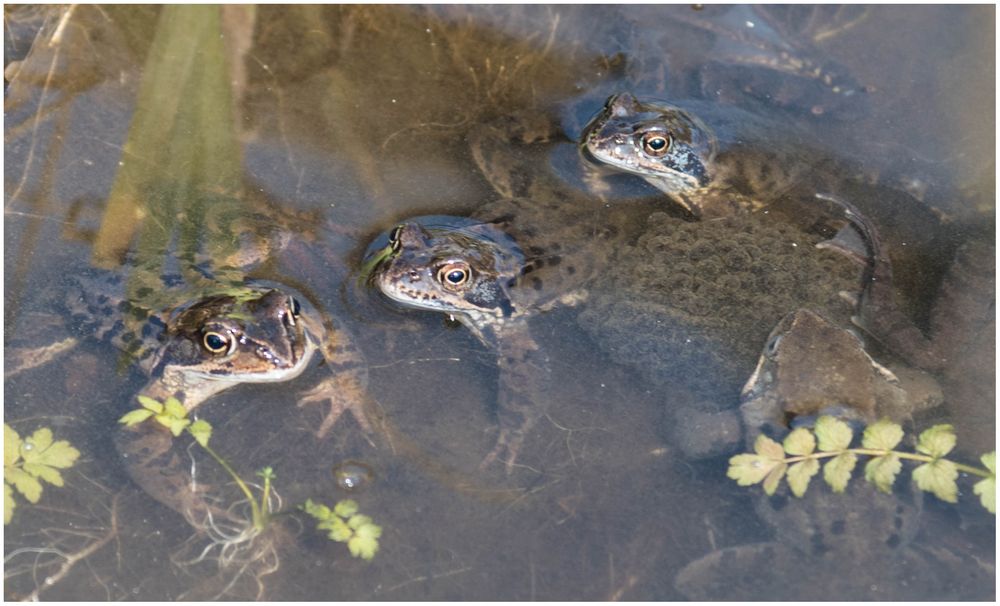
[5,5,994,600]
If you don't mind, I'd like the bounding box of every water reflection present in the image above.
[4,5,994,600]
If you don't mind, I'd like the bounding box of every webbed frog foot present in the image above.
[297,372,374,439]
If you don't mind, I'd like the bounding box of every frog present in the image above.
[739,308,943,439]
[60,270,375,528]
[575,209,863,459]
[651,4,873,120]
[579,92,957,326]
[674,472,993,600]
[364,196,642,470]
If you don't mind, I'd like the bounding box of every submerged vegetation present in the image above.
[4,424,81,524]
[729,416,995,513]
[120,396,383,559]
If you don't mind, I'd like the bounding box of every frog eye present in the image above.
[641,132,672,157]
[203,331,234,355]
[437,262,470,288]
[389,225,404,251]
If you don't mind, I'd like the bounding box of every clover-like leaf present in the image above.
[783,427,816,456]
[5,425,22,468]
[915,424,956,459]
[22,436,80,471]
[24,427,54,455]
[22,463,64,487]
[974,476,995,514]
[861,419,904,451]
[913,459,958,503]
[6,468,43,503]
[302,499,332,521]
[188,419,212,448]
[348,522,382,560]
[814,416,853,452]
[347,514,373,530]
[728,454,782,486]
[4,483,15,524]
[334,499,359,518]
[864,453,902,494]
[136,395,164,414]
[162,396,188,420]
[256,467,276,481]
[119,409,155,427]
[324,516,353,542]
[823,452,857,493]
[786,459,820,497]
[972,452,995,513]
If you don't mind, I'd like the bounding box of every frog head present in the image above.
[581,93,717,201]
[141,286,314,409]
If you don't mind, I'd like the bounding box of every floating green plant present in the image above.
[729,416,995,513]
[120,396,384,559]
[4,424,81,524]
[301,498,383,561]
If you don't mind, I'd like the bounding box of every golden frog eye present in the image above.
[437,262,470,288]
[641,132,671,157]
[202,331,233,355]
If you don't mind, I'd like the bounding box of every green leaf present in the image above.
[762,463,787,496]
[155,415,190,437]
[136,395,164,414]
[913,459,958,503]
[119,409,155,426]
[4,483,15,524]
[347,514,373,530]
[861,419,904,451]
[22,463,64,487]
[974,452,995,513]
[982,451,996,474]
[188,419,212,448]
[301,499,332,520]
[783,428,816,456]
[6,468,43,503]
[823,452,857,493]
[814,416,853,452]
[973,476,995,514]
[915,424,956,459]
[5,425,22,467]
[864,453,902,494]
[348,527,380,560]
[786,459,820,497]
[728,453,783,486]
[334,499,359,518]
[325,516,353,542]
[25,428,54,453]
[163,397,188,420]
[256,467,276,481]
[754,434,786,460]
[29,439,80,470]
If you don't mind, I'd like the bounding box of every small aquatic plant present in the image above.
[4,424,81,524]
[301,498,383,561]
[728,416,995,513]
[120,396,384,559]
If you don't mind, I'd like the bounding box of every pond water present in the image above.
[4,5,994,600]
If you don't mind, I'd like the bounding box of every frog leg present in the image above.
[480,323,549,472]
[296,314,374,439]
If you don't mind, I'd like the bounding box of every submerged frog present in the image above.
[365,197,638,469]
[65,269,374,528]
[580,92,955,322]
[740,308,942,437]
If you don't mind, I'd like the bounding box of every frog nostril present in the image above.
[408,271,421,282]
